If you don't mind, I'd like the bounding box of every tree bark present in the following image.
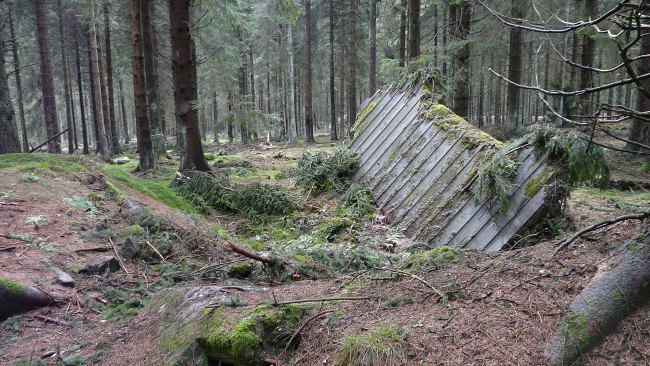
[33,0,62,153]
[579,0,597,116]
[8,12,29,152]
[452,1,471,120]
[96,31,114,155]
[627,25,650,153]
[506,0,524,132]
[89,0,110,159]
[103,1,121,154]
[0,278,53,321]
[57,0,74,154]
[130,0,155,170]
[287,24,297,144]
[86,27,100,151]
[119,79,130,144]
[369,0,377,95]
[407,0,420,60]
[546,226,650,365]
[212,91,219,143]
[169,0,209,171]
[142,0,165,155]
[348,0,357,133]
[304,0,315,142]
[237,27,249,145]
[398,0,406,68]
[329,0,337,141]
[0,32,21,154]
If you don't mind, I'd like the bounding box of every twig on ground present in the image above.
[34,315,70,327]
[145,240,165,262]
[378,267,448,302]
[0,246,17,252]
[74,246,111,253]
[108,237,129,274]
[1,233,32,243]
[553,211,650,256]
[282,310,336,354]
[271,296,371,306]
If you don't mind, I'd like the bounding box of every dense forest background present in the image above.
[0,0,648,162]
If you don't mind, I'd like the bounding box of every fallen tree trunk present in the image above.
[545,226,650,365]
[0,277,53,321]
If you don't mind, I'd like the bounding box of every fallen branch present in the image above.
[108,238,129,274]
[283,310,336,353]
[74,246,111,253]
[226,241,276,265]
[145,240,165,262]
[0,246,16,252]
[34,315,70,327]
[378,267,448,302]
[553,211,650,256]
[1,233,32,243]
[271,296,371,306]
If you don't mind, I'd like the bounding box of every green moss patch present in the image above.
[120,225,145,237]
[402,246,461,272]
[0,277,26,295]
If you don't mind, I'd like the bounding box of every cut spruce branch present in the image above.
[108,238,129,274]
[553,211,650,256]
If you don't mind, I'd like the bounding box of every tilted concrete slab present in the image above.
[351,88,550,252]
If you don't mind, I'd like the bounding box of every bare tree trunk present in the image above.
[407,0,420,60]
[627,27,650,152]
[329,0,337,141]
[96,32,114,156]
[56,0,74,154]
[348,0,357,133]
[304,0,315,142]
[8,12,28,152]
[507,0,524,132]
[451,1,470,120]
[212,91,219,143]
[89,0,110,159]
[369,0,377,95]
[103,1,121,154]
[86,27,100,152]
[130,0,155,170]
[0,32,21,154]
[142,0,165,155]
[119,79,129,144]
[398,0,406,67]
[169,0,209,171]
[287,24,297,144]
[34,0,62,153]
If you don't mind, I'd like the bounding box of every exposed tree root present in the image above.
[545,226,650,365]
[0,277,54,321]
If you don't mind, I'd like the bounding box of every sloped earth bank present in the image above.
[0,141,648,365]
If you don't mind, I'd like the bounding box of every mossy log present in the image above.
[545,226,650,365]
[0,277,53,321]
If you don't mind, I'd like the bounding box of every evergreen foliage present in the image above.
[173,170,298,218]
[295,148,359,194]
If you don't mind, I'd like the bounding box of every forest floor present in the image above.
[0,132,648,365]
